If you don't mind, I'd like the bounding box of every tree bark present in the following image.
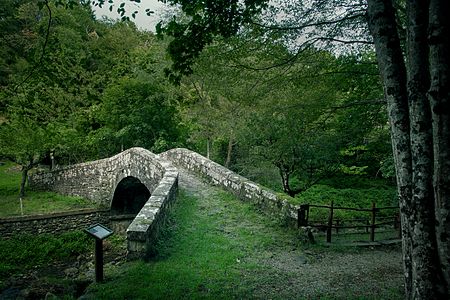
[429,0,450,293]
[366,0,414,297]
[206,137,211,159]
[368,0,450,298]
[224,131,234,168]
[406,1,447,297]
[279,166,294,197]
[19,165,30,198]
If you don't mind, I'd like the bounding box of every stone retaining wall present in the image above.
[0,209,110,238]
[29,148,166,207]
[160,148,298,224]
[126,160,179,259]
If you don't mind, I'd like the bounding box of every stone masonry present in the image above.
[29,147,167,208]
[26,147,179,259]
[0,209,110,238]
[160,148,299,224]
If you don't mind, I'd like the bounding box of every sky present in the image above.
[91,0,170,32]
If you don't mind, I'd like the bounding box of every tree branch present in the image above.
[250,12,366,32]
[12,0,52,93]
[316,37,373,45]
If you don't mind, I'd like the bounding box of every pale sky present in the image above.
[91,0,170,32]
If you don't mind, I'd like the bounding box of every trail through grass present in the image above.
[87,169,404,299]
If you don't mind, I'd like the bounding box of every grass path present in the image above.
[87,168,404,299]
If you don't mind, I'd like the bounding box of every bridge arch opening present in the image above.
[111,176,150,215]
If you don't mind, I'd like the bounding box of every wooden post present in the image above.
[327,201,334,243]
[95,239,104,283]
[298,204,309,227]
[335,219,340,234]
[370,202,376,242]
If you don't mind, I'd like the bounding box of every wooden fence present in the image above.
[297,201,400,243]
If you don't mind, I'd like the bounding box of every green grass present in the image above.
[0,161,95,217]
[88,190,291,299]
[86,188,403,299]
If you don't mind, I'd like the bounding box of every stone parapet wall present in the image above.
[126,159,178,259]
[160,148,298,224]
[29,147,166,207]
[0,209,110,238]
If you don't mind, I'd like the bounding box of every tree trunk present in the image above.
[206,137,211,159]
[406,1,447,298]
[429,0,450,293]
[279,167,293,196]
[50,151,55,170]
[278,165,303,197]
[368,0,450,298]
[366,1,414,297]
[19,165,30,198]
[224,132,234,168]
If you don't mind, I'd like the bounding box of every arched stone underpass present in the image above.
[111,176,151,215]
[109,176,152,236]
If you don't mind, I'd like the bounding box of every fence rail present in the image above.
[297,201,400,243]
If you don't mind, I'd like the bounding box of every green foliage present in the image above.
[178,32,390,197]
[1,1,188,164]
[94,76,183,155]
[0,231,91,280]
[0,117,49,166]
[0,161,21,194]
[293,182,398,221]
[379,155,396,179]
[158,0,270,83]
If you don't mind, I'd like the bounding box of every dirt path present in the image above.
[176,167,404,299]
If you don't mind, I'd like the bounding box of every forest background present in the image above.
[0,0,395,203]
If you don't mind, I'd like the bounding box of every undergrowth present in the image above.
[0,231,91,284]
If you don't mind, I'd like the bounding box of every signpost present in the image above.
[85,223,114,283]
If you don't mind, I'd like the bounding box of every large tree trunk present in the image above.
[367,0,449,298]
[366,0,413,296]
[429,0,450,292]
[406,1,447,298]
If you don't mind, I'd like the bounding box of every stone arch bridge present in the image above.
[29,147,297,259]
[30,147,178,259]
[30,148,176,210]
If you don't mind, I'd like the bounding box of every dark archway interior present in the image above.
[111,176,150,215]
